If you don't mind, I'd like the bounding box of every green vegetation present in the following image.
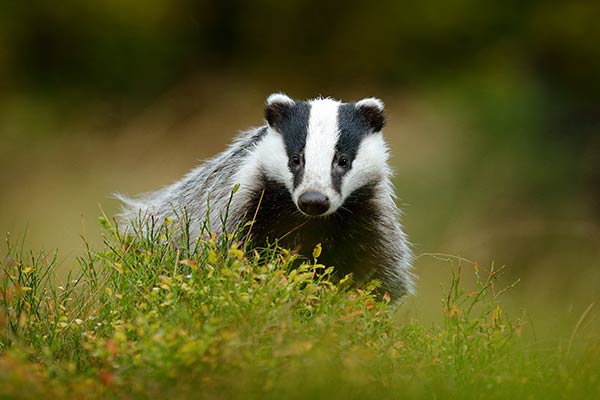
[1,215,598,399]
[1,2,598,398]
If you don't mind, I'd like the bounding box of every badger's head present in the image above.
[261,93,390,217]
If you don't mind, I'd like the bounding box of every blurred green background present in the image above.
[1,1,599,338]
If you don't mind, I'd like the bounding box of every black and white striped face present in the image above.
[262,93,390,217]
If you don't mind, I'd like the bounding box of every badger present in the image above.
[117,94,414,299]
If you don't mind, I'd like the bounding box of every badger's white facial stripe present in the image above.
[236,128,293,193]
[292,98,341,210]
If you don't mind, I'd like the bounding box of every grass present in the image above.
[0,213,599,399]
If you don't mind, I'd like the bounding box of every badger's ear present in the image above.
[265,93,295,129]
[356,97,385,132]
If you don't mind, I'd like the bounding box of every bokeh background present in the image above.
[1,1,599,339]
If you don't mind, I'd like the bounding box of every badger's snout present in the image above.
[297,191,330,216]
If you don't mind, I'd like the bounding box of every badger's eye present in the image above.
[337,156,349,168]
[291,155,302,167]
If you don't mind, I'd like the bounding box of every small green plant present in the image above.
[0,214,598,399]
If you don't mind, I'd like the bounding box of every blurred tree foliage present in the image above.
[0,0,598,206]
[1,0,598,101]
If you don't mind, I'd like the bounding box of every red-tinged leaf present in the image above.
[515,324,523,337]
[383,292,391,303]
[105,340,119,356]
[448,304,460,317]
[99,369,113,386]
[341,309,363,320]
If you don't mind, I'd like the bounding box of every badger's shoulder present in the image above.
[116,126,269,229]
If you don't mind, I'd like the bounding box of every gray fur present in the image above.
[116,126,268,235]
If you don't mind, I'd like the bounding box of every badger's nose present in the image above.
[298,191,330,216]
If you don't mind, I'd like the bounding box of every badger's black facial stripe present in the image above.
[336,103,370,158]
[331,103,374,193]
[331,152,350,193]
[272,101,311,188]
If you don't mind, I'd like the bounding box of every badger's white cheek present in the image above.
[291,190,300,206]
[340,167,363,202]
[254,132,294,192]
[339,134,390,200]
[339,161,383,202]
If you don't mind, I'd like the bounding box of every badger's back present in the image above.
[117,94,414,299]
